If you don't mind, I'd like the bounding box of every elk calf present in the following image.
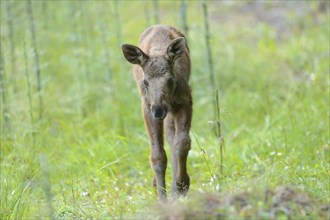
[122,25,192,201]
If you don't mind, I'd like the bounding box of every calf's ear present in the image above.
[121,44,148,65]
[167,37,186,61]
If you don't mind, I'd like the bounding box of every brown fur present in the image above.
[122,25,192,201]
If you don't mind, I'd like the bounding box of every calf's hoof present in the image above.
[175,175,190,197]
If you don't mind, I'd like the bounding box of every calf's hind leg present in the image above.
[172,106,192,197]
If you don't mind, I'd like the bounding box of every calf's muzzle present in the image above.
[151,105,168,120]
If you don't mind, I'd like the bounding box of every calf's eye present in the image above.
[143,79,149,87]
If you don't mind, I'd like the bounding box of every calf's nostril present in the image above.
[155,109,161,117]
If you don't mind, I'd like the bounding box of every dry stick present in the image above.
[113,0,122,46]
[81,5,91,81]
[42,1,48,29]
[6,1,17,92]
[27,0,43,121]
[96,3,112,82]
[23,43,34,141]
[70,2,84,118]
[39,155,55,219]
[180,0,188,38]
[112,0,122,107]
[0,46,10,135]
[203,2,215,91]
[153,0,160,24]
[144,1,151,27]
[203,2,224,191]
[99,22,113,82]
[203,2,217,132]
[215,89,224,191]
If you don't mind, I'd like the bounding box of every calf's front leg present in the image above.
[143,106,167,201]
[164,113,178,195]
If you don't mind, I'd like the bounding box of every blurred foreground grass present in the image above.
[0,1,329,219]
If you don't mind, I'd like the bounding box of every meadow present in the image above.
[0,1,329,219]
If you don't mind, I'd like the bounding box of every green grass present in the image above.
[1,1,329,219]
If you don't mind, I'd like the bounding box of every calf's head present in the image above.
[122,37,186,120]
